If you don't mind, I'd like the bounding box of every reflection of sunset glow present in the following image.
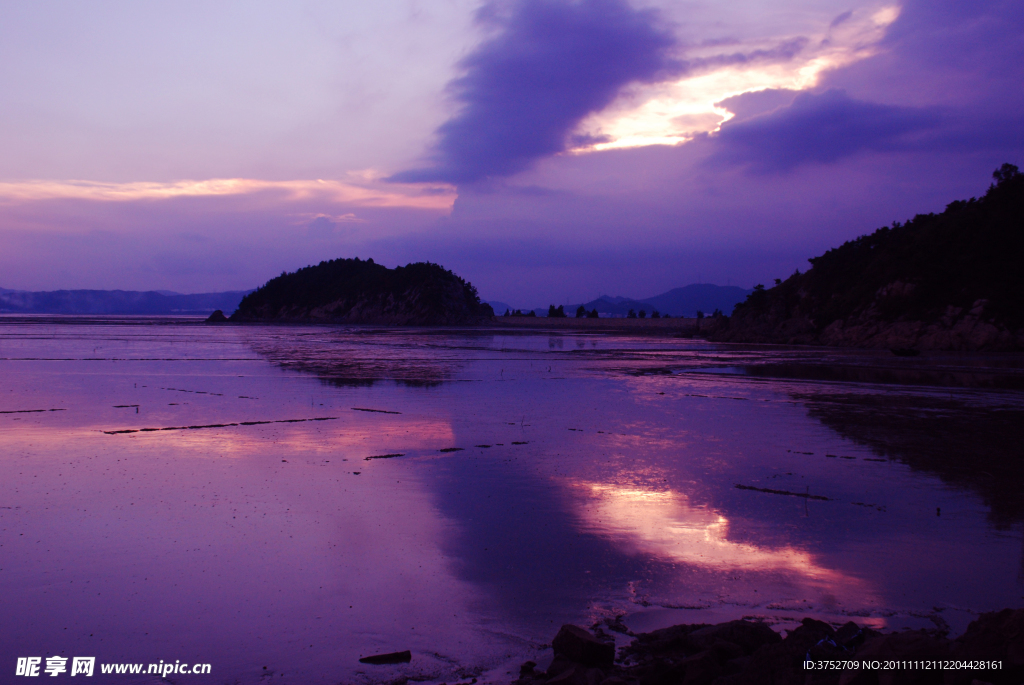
[144,417,458,458]
[572,5,901,151]
[0,177,456,210]
[13,415,459,459]
[573,480,875,601]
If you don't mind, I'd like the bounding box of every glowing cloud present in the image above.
[572,5,902,151]
[0,176,456,211]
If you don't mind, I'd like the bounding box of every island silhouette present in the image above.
[228,257,494,325]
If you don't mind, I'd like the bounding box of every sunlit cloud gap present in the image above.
[572,5,901,152]
[0,177,457,210]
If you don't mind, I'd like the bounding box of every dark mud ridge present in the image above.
[516,609,1023,685]
[705,165,1024,351]
[227,257,494,325]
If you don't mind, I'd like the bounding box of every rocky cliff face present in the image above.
[230,258,493,326]
[709,165,1024,351]
[815,298,1022,350]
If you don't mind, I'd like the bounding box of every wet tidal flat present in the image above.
[1,318,1023,683]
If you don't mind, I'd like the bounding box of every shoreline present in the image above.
[484,316,709,334]
[6,314,1024,353]
[514,610,1024,685]
[0,313,715,336]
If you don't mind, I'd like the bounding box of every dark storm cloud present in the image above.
[883,0,1024,62]
[824,0,1024,108]
[714,88,799,124]
[712,89,941,172]
[391,0,680,184]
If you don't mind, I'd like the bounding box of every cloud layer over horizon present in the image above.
[0,0,1022,305]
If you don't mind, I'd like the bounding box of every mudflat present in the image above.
[1,317,1022,684]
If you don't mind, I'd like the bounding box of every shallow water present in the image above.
[2,318,1023,683]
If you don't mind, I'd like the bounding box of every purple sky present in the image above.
[1,0,1021,305]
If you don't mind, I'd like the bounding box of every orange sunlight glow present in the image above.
[0,176,456,211]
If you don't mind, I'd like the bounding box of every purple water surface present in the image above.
[2,318,1022,683]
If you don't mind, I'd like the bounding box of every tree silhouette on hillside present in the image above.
[713,164,1024,348]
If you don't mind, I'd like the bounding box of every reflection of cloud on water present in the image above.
[161,418,457,457]
[4,419,494,682]
[799,391,1024,527]
[82,415,456,459]
[569,480,876,606]
[246,329,462,387]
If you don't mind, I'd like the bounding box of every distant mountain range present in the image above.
[0,288,251,315]
[2,281,750,319]
[487,283,752,317]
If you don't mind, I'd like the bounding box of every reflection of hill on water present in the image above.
[799,391,1024,527]
[246,331,461,387]
[741,360,1024,390]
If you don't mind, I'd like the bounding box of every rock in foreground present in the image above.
[517,609,1024,685]
[230,258,493,325]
